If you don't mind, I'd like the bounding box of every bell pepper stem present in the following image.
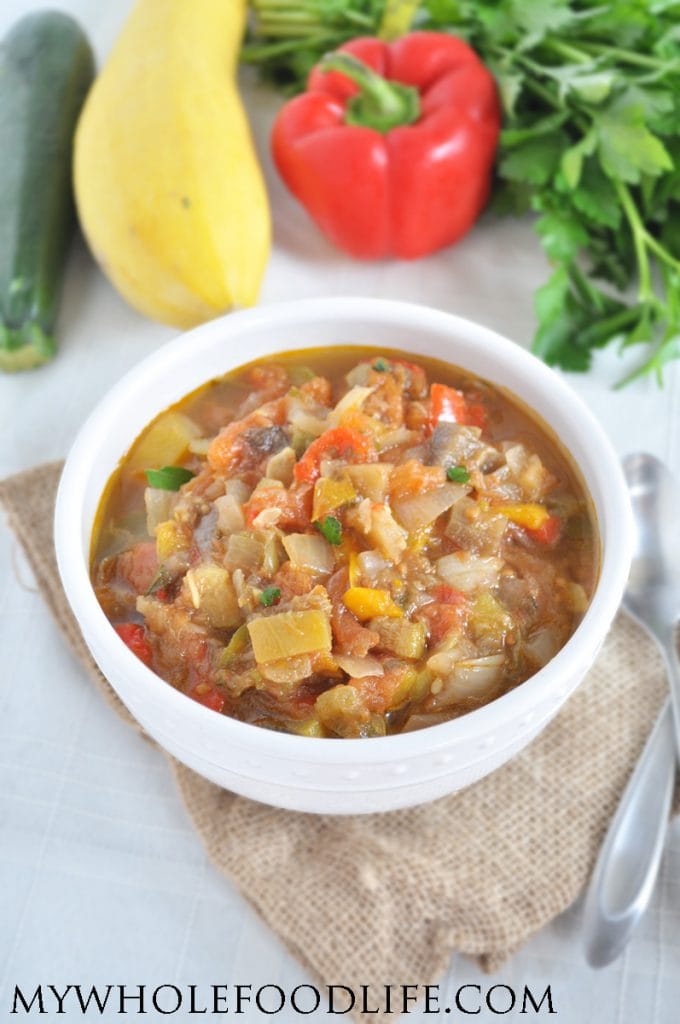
[318,52,420,132]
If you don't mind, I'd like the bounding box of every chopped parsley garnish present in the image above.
[316,515,342,545]
[259,587,281,607]
[447,465,471,484]
[372,358,389,372]
[145,466,195,491]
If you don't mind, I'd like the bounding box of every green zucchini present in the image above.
[0,12,94,372]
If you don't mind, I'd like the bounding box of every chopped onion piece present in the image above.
[436,552,502,593]
[252,507,283,529]
[336,654,384,678]
[282,533,335,573]
[215,493,245,535]
[357,549,389,579]
[453,655,504,697]
[328,385,374,427]
[265,446,296,486]
[144,487,178,537]
[392,482,468,533]
[524,628,560,668]
[289,405,328,438]
[188,437,212,456]
[379,427,415,450]
[226,532,263,570]
[225,478,251,504]
[427,651,459,676]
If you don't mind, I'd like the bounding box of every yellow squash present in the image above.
[74,0,270,327]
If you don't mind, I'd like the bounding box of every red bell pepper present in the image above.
[428,382,487,432]
[294,426,376,484]
[114,623,153,667]
[271,32,500,259]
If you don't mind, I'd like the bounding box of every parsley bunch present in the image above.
[245,0,680,383]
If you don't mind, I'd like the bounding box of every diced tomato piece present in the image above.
[300,375,333,406]
[388,460,446,498]
[294,427,376,484]
[418,602,464,647]
[428,383,487,433]
[247,364,289,397]
[188,683,225,713]
[114,623,153,667]
[207,399,286,474]
[525,514,561,545]
[116,541,159,595]
[432,584,466,606]
[243,483,312,530]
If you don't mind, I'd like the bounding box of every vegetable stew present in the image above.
[91,347,598,738]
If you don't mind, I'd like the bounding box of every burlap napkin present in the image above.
[2,461,677,1020]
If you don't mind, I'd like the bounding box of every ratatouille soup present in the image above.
[92,348,597,737]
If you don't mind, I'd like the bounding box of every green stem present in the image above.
[614,180,653,303]
[318,52,420,132]
[378,0,421,40]
[575,41,670,70]
[542,37,592,65]
[641,230,680,273]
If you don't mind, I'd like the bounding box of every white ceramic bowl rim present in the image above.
[55,297,633,767]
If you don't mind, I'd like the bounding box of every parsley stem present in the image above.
[575,42,670,71]
[641,231,680,273]
[615,181,653,303]
[542,37,592,65]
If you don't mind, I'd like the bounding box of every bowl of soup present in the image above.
[55,298,632,813]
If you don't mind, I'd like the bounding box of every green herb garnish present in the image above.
[447,465,471,484]
[260,587,282,607]
[145,466,195,491]
[316,515,343,545]
[372,358,389,372]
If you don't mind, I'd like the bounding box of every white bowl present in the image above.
[55,298,633,814]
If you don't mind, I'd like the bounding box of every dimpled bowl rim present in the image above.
[55,297,633,772]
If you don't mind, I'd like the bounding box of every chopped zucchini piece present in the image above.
[247,609,332,663]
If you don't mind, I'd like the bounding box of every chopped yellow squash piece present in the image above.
[247,609,332,664]
[493,502,550,530]
[155,520,187,561]
[312,475,356,522]
[127,412,201,470]
[342,587,403,621]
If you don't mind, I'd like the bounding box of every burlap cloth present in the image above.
[1,461,677,1019]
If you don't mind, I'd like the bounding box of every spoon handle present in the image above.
[582,698,676,968]
[660,633,680,761]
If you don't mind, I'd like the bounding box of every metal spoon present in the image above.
[583,453,680,967]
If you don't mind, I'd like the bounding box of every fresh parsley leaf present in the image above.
[570,160,623,230]
[259,587,281,607]
[535,208,590,263]
[145,466,195,491]
[316,515,342,545]
[447,465,471,483]
[596,96,673,184]
[499,132,569,186]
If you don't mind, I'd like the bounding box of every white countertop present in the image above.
[1,3,679,1021]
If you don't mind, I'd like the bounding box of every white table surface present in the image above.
[1,3,679,1021]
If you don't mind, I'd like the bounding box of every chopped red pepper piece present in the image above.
[114,623,153,667]
[272,33,500,260]
[525,515,561,545]
[294,426,376,484]
[188,683,225,713]
[428,383,487,433]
